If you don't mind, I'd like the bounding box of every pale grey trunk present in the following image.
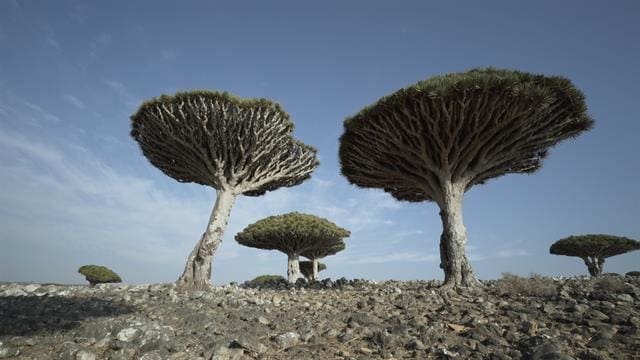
[583,256,605,277]
[311,259,319,281]
[176,190,236,290]
[287,253,301,283]
[438,182,479,289]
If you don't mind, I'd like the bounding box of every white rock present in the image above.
[75,349,96,360]
[116,328,140,342]
[274,332,300,348]
[23,284,40,292]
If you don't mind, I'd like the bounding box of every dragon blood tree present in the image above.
[78,265,122,287]
[235,212,350,283]
[339,68,593,290]
[131,91,318,290]
[300,261,327,281]
[301,241,345,281]
[550,234,640,277]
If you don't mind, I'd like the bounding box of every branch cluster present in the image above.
[339,68,593,204]
[131,91,318,195]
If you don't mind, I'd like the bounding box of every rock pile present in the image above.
[1,275,639,359]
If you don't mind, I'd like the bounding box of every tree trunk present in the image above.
[438,182,479,289]
[176,190,236,290]
[311,259,319,281]
[287,253,301,283]
[583,256,605,277]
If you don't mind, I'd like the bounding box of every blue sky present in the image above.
[1,1,638,285]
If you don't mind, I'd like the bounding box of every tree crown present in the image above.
[235,212,350,255]
[340,68,593,204]
[131,90,318,196]
[78,265,122,284]
[550,234,640,259]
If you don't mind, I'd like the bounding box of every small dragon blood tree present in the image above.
[78,265,122,287]
[301,241,345,281]
[550,234,640,276]
[235,212,350,283]
[300,261,327,281]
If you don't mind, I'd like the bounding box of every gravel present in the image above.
[1,275,639,359]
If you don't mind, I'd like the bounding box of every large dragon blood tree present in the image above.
[131,91,318,290]
[235,212,349,283]
[339,68,593,290]
[550,234,640,277]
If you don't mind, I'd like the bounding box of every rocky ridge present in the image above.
[1,275,639,359]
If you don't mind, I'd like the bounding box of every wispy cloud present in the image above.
[62,94,85,109]
[496,249,532,258]
[103,79,140,108]
[161,49,177,62]
[23,101,60,123]
[89,32,112,58]
[341,251,439,264]
[45,34,61,50]
[397,229,425,237]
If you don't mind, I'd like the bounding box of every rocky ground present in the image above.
[1,275,639,360]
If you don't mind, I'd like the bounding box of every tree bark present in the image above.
[438,182,480,289]
[583,256,605,277]
[176,190,236,290]
[287,253,301,283]
[311,259,319,281]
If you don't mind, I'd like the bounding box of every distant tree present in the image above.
[339,68,593,290]
[301,241,345,281]
[235,212,350,283]
[550,234,640,276]
[131,91,318,290]
[246,274,286,288]
[78,265,122,287]
[300,261,327,281]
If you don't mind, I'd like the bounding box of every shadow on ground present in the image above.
[0,295,136,336]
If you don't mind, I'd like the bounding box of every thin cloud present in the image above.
[496,249,532,257]
[397,229,425,237]
[89,32,112,58]
[45,35,61,50]
[342,251,439,264]
[63,94,85,109]
[161,49,177,61]
[23,101,60,123]
[103,79,140,108]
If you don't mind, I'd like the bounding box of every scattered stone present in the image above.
[75,348,97,360]
[0,277,638,359]
[274,332,300,348]
[231,334,268,354]
[116,328,140,342]
[271,294,283,305]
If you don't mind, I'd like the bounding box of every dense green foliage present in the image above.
[235,212,350,254]
[78,265,122,286]
[345,67,591,129]
[247,274,286,287]
[132,90,292,129]
[550,234,640,259]
[300,261,327,279]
